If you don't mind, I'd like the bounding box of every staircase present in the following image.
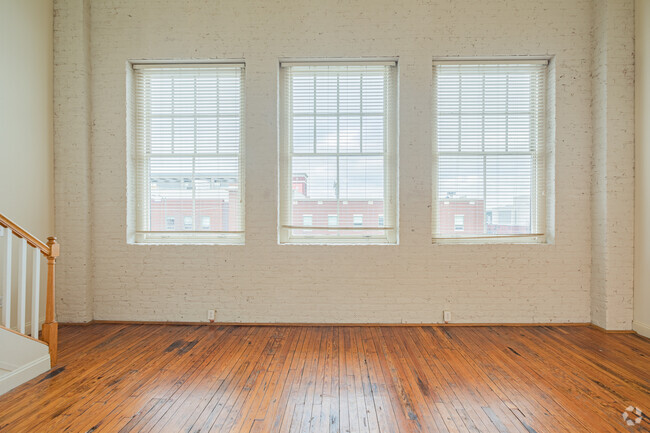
[0,213,58,395]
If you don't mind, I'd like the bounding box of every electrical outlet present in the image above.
[207,309,216,322]
[443,310,451,323]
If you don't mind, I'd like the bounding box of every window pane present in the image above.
[184,216,193,230]
[292,117,314,153]
[454,214,464,231]
[292,156,338,200]
[485,155,532,234]
[315,117,338,153]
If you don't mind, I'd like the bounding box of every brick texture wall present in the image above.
[53,0,633,326]
[591,0,635,330]
[53,0,93,322]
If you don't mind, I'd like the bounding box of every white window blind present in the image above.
[432,61,547,242]
[279,63,398,244]
[132,63,245,244]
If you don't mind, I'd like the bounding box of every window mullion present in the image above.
[168,76,176,230]
[191,75,198,231]
[481,72,488,235]
[360,72,364,154]
[383,67,390,241]
[312,74,317,154]
[336,72,341,205]
[530,70,540,233]
[143,77,152,233]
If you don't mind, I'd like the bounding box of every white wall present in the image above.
[0,0,54,240]
[53,0,635,326]
[635,0,650,338]
[53,0,93,323]
[590,0,635,330]
[0,0,54,330]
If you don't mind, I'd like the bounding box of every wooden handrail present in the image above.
[0,213,58,367]
[0,212,49,255]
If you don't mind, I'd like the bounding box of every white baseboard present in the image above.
[0,354,50,396]
[633,320,650,339]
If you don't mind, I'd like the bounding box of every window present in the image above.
[130,63,245,244]
[165,217,175,230]
[184,216,193,230]
[201,216,211,230]
[378,214,384,227]
[279,62,398,244]
[432,60,548,243]
[353,214,363,227]
[454,214,464,231]
[303,214,313,226]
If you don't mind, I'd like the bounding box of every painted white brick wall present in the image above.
[591,0,635,330]
[53,0,93,322]
[52,0,633,326]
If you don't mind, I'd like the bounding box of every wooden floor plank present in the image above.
[250,327,309,433]
[0,324,648,433]
[359,326,411,433]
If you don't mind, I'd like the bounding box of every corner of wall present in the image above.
[53,0,94,323]
[634,0,650,339]
[590,0,635,330]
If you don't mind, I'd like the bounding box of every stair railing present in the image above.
[0,212,58,367]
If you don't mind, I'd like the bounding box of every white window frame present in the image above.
[278,60,399,245]
[432,58,550,244]
[128,61,246,245]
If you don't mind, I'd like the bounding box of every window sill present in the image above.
[280,242,398,246]
[129,233,245,245]
[129,242,245,246]
[432,236,547,245]
[280,237,397,246]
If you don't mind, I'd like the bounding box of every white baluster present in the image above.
[31,248,41,338]
[2,229,11,328]
[17,237,27,334]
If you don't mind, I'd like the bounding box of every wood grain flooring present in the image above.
[0,324,648,432]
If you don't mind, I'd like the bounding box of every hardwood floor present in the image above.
[0,324,648,432]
